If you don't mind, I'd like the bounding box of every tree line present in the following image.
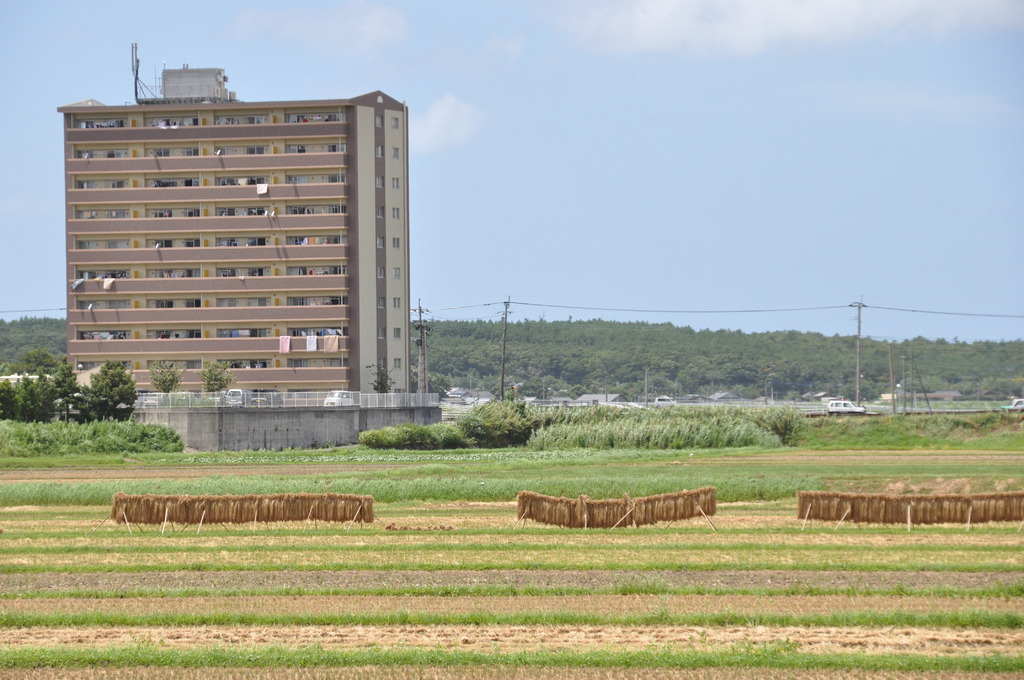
[2,316,1020,404]
[418,319,1024,402]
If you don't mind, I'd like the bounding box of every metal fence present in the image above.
[134,391,440,409]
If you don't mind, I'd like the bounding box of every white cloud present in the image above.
[410,94,485,154]
[232,2,408,56]
[552,0,1024,55]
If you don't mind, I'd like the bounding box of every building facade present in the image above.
[59,74,409,393]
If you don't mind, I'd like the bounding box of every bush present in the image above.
[359,423,467,450]
[456,401,540,448]
[0,420,183,457]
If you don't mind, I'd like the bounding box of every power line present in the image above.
[866,305,1024,319]
[0,307,67,315]
[513,301,853,314]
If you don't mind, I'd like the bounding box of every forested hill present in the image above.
[0,317,66,365]
[1,316,1020,401]
[425,319,1023,401]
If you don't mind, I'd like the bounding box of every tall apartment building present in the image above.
[59,69,409,393]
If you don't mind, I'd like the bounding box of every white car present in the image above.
[324,390,355,407]
[1001,398,1024,411]
[827,399,867,414]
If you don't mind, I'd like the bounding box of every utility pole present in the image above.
[900,355,907,413]
[851,301,864,404]
[414,300,430,395]
[888,343,896,416]
[499,297,510,400]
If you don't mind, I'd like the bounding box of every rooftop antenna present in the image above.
[131,43,159,104]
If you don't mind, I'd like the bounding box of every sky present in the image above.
[1,0,1022,343]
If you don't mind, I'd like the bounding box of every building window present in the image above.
[392,237,400,248]
[377,296,386,309]
[375,114,384,127]
[375,145,383,158]
[391,177,400,189]
[393,357,402,369]
[376,206,384,219]
[377,327,386,340]
[393,327,401,339]
[376,236,384,248]
[392,267,401,279]
[376,266,384,279]
[392,297,401,309]
[246,146,266,155]
[391,116,399,129]
[376,175,384,189]
[391,147,399,160]
[392,207,400,219]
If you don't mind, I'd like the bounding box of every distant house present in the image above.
[461,389,496,404]
[801,391,840,402]
[930,390,962,402]
[708,391,742,401]
[575,393,628,405]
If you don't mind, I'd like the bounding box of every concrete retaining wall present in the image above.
[135,406,441,451]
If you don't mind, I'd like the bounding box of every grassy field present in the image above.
[1,419,1022,678]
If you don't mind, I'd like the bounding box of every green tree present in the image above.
[0,381,18,420]
[368,364,395,394]
[51,362,81,422]
[199,361,234,392]
[80,362,136,421]
[15,376,57,423]
[12,348,63,376]
[149,361,184,393]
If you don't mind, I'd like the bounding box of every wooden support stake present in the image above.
[801,502,812,531]
[122,511,132,535]
[90,517,109,534]
[197,509,206,535]
[611,507,634,529]
[1017,516,1024,532]
[161,506,169,535]
[907,504,912,532]
[253,506,258,533]
[966,505,972,532]
[347,502,364,531]
[834,507,851,532]
[697,505,717,532]
[513,515,526,531]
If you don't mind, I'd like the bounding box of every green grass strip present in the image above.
[3,581,1020,599]
[0,609,1020,630]
[0,644,1021,672]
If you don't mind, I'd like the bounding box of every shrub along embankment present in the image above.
[0,420,183,457]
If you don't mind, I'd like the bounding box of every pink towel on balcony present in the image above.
[279,336,290,354]
[324,335,340,352]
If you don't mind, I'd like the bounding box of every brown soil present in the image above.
[5,623,1023,656]
[0,569,1019,594]
[4,593,1019,617]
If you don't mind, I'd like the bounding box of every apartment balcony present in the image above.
[67,305,349,325]
[65,152,346,175]
[67,274,349,296]
[68,183,347,205]
[68,244,347,266]
[65,121,347,145]
[67,213,349,235]
[68,335,349,356]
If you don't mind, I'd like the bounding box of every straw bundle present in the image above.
[111,492,374,525]
[517,488,717,529]
[797,490,1024,525]
[633,487,717,526]
[516,491,588,528]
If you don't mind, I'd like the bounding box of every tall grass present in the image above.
[0,421,183,457]
[529,407,785,450]
[795,411,1024,450]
